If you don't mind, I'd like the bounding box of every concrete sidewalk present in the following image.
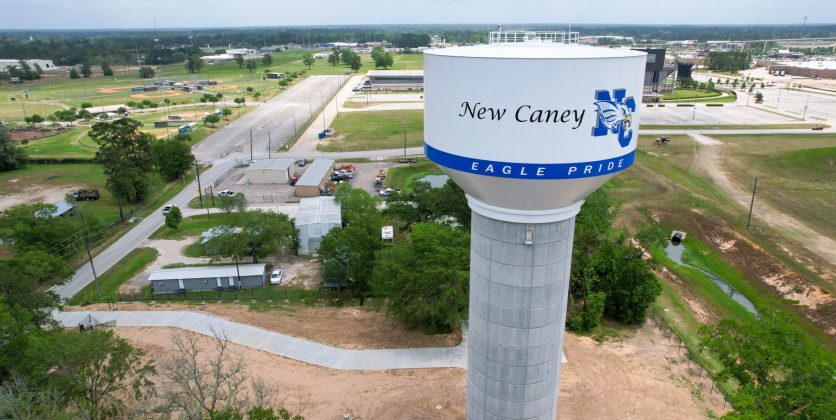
[56,310,469,371]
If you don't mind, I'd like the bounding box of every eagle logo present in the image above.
[592,89,636,148]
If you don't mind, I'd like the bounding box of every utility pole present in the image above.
[80,224,100,294]
[802,95,810,120]
[292,114,297,135]
[268,131,272,158]
[249,129,254,162]
[194,159,204,207]
[403,128,407,158]
[746,177,758,230]
[322,108,326,132]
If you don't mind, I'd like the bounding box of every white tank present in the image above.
[424,43,646,223]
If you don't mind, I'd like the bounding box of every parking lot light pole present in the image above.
[292,114,297,135]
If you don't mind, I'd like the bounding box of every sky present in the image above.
[1,0,834,30]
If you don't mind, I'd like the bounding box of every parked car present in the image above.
[812,125,824,131]
[289,175,299,186]
[270,269,283,285]
[218,190,235,197]
[297,159,307,167]
[331,173,351,181]
[398,158,418,164]
[71,189,100,201]
[162,204,177,215]
[378,188,399,197]
[335,169,354,179]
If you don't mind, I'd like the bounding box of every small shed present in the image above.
[295,159,335,197]
[296,196,341,255]
[244,158,294,184]
[149,264,267,294]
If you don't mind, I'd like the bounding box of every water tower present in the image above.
[424,32,646,419]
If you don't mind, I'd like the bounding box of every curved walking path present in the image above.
[56,310,469,371]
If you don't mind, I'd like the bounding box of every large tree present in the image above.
[0,203,79,254]
[318,225,379,302]
[90,118,154,203]
[0,125,27,172]
[207,210,296,263]
[702,312,836,419]
[151,133,194,181]
[333,184,383,235]
[19,330,156,420]
[301,53,315,69]
[370,223,469,333]
[100,62,113,76]
[184,55,204,73]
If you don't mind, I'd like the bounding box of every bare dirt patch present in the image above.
[130,90,183,99]
[114,327,465,420]
[0,185,77,212]
[97,86,132,94]
[276,255,320,289]
[72,303,461,349]
[558,321,726,419]
[9,128,67,142]
[112,319,721,419]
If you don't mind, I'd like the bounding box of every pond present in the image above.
[665,242,758,316]
[414,173,449,188]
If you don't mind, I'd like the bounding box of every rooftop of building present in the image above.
[148,263,267,281]
[247,158,294,172]
[295,159,335,187]
[296,196,341,226]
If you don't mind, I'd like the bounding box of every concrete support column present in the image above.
[467,211,575,420]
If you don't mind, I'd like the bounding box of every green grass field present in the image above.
[0,163,196,227]
[321,109,423,152]
[67,247,158,306]
[662,89,722,100]
[0,51,423,122]
[19,128,98,159]
[715,134,836,241]
[150,213,244,240]
[16,105,253,160]
[385,160,442,190]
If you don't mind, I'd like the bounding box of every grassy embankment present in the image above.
[67,247,159,305]
[385,160,443,191]
[613,133,835,355]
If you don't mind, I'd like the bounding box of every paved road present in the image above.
[57,310,469,370]
[54,75,345,299]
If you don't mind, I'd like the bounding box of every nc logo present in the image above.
[592,89,636,148]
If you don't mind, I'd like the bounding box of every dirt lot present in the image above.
[113,320,722,419]
[9,128,67,141]
[73,302,461,349]
[0,184,76,212]
[347,161,394,195]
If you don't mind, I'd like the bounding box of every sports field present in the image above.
[0,51,423,122]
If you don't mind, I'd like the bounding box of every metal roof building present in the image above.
[149,264,267,293]
[295,159,335,197]
[244,158,294,184]
[296,196,341,255]
[366,70,424,90]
